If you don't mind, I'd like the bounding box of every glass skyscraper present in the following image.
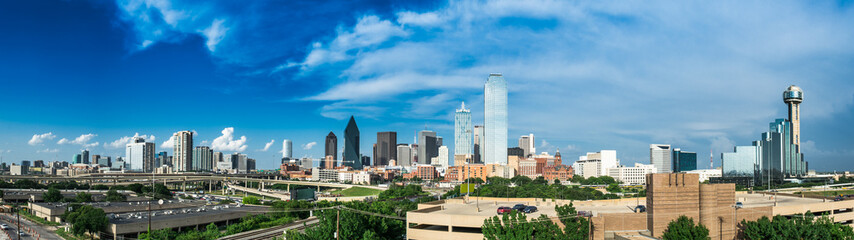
[343,116,362,170]
[721,146,757,177]
[484,73,508,165]
[671,148,697,172]
[454,102,472,156]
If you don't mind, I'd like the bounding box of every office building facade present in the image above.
[484,73,508,165]
[193,146,213,171]
[650,144,672,173]
[126,137,155,172]
[282,139,293,159]
[343,116,362,169]
[375,132,397,167]
[671,148,697,172]
[397,144,413,167]
[418,130,438,165]
[454,102,472,157]
[173,131,193,172]
[325,132,337,165]
[518,134,535,157]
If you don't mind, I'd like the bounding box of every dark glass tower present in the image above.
[375,132,397,166]
[344,116,362,169]
[325,131,338,161]
[671,149,697,172]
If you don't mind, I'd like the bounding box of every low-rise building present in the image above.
[607,163,658,185]
[542,165,573,182]
[683,168,722,182]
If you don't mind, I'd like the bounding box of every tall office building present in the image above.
[650,144,672,173]
[72,154,82,164]
[81,150,90,164]
[126,137,155,172]
[173,131,193,172]
[518,134,535,157]
[454,102,473,157]
[193,146,213,171]
[212,152,223,171]
[156,152,168,167]
[721,146,757,177]
[343,116,362,169]
[436,146,449,169]
[325,132,338,167]
[473,125,485,163]
[755,118,807,185]
[397,144,413,167]
[91,155,100,166]
[672,148,697,172]
[484,73,508,165]
[375,132,397,167]
[282,139,293,158]
[418,130,438,165]
[783,85,803,146]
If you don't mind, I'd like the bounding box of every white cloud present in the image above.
[294,15,408,70]
[37,148,59,153]
[201,19,228,52]
[260,139,275,152]
[200,140,210,146]
[211,127,248,152]
[57,134,97,148]
[162,135,176,149]
[107,133,156,148]
[302,142,317,150]
[28,132,56,146]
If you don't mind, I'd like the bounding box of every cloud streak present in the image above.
[28,132,56,146]
[211,127,247,152]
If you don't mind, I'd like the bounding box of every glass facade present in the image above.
[672,149,697,172]
[649,144,672,173]
[454,102,472,156]
[484,74,508,165]
[344,116,362,170]
[754,119,806,185]
[721,146,756,177]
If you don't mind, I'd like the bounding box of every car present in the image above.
[0,224,7,230]
[577,211,592,217]
[512,204,527,212]
[634,205,646,213]
[735,202,743,209]
[497,207,512,214]
[522,206,538,213]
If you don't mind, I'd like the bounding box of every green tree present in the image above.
[105,189,126,202]
[63,205,108,236]
[482,211,535,240]
[242,196,261,205]
[741,212,854,240]
[606,183,622,193]
[378,184,426,200]
[43,187,63,202]
[661,215,710,240]
[75,192,93,202]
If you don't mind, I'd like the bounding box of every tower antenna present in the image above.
[710,148,713,169]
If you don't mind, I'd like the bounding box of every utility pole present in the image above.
[336,207,340,240]
[16,206,21,240]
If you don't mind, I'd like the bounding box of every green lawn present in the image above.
[331,187,383,197]
[797,189,854,197]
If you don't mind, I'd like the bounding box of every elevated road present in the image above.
[218,217,318,240]
[0,174,387,191]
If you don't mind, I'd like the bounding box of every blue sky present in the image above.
[1,0,854,171]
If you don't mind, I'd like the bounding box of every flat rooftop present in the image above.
[109,204,269,225]
[421,198,637,219]
[737,193,826,208]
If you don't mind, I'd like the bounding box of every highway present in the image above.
[0,213,61,240]
[217,217,319,240]
[0,174,387,191]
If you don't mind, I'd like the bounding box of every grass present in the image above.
[330,187,383,197]
[797,189,854,198]
[56,228,84,240]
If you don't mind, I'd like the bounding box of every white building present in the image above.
[436,146,449,170]
[311,168,339,182]
[684,169,723,182]
[173,131,193,172]
[397,144,413,167]
[518,134,535,157]
[607,163,658,185]
[573,150,620,178]
[454,102,472,156]
[338,172,354,183]
[650,144,672,173]
[126,137,155,172]
[353,172,372,185]
[484,73,508,165]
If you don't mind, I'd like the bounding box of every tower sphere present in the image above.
[783,85,803,103]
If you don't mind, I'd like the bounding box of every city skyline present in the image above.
[2,1,854,171]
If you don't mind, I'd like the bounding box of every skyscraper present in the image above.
[672,148,697,172]
[325,132,338,168]
[173,131,193,172]
[473,125,485,163]
[126,137,155,172]
[193,146,213,171]
[518,134,535,157]
[454,102,473,157]
[375,132,397,167]
[397,144,413,167]
[650,144,672,173]
[343,116,361,169]
[437,145,449,169]
[156,151,167,167]
[282,139,293,158]
[81,150,90,164]
[484,73,508,165]
[783,85,803,146]
[418,130,438,164]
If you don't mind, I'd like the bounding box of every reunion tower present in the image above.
[783,85,804,146]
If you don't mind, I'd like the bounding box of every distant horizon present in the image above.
[1,1,853,171]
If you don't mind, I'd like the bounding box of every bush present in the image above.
[242,196,261,205]
[661,215,709,240]
[43,187,63,202]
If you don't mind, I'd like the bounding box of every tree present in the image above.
[741,213,854,240]
[105,189,126,202]
[43,187,63,202]
[75,192,93,202]
[242,196,261,205]
[63,205,108,236]
[378,184,426,200]
[606,183,622,193]
[482,211,535,240]
[661,215,710,240]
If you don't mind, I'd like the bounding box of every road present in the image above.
[0,213,62,240]
[218,217,319,240]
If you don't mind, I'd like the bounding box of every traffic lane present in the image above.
[0,214,61,240]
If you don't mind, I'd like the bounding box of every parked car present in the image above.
[497,207,512,214]
[735,202,743,209]
[522,206,538,213]
[0,224,8,230]
[512,204,527,212]
[634,205,646,213]
[577,211,593,217]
